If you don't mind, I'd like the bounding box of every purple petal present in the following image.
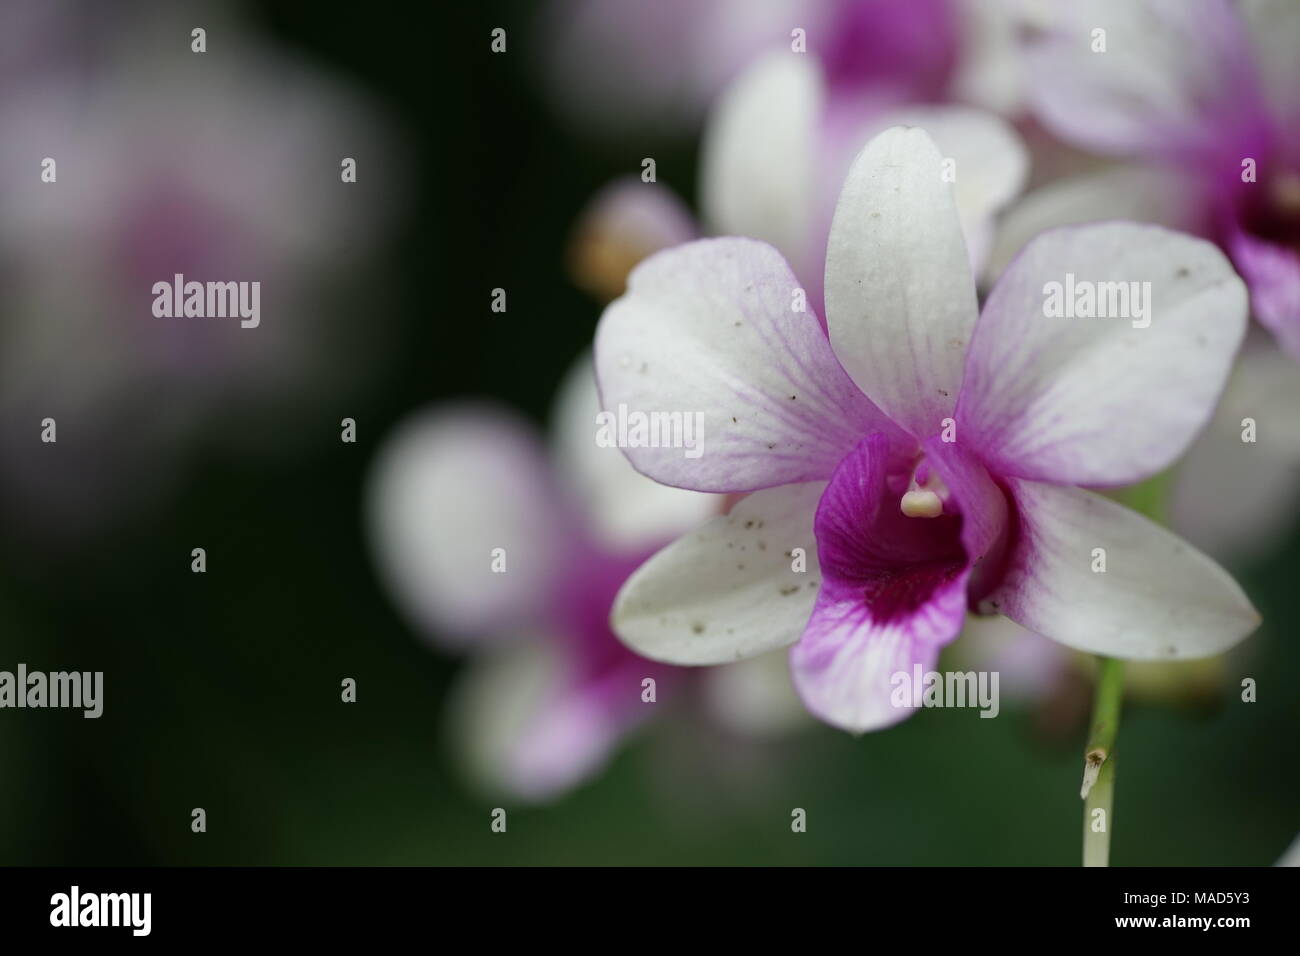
[1229,229,1300,360]
[923,436,1010,601]
[790,433,973,731]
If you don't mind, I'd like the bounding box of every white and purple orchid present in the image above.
[539,0,1022,141]
[701,51,1027,316]
[0,2,405,541]
[1000,0,1300,361]
[570,44,1028,320]
[365,358,804,799]
[595,126,1261,733]
[984,0,1300,570]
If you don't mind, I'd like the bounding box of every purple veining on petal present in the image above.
[595,237,913,493]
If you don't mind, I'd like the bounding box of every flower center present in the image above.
[1237,166,1300,255]
[899,458,950,519]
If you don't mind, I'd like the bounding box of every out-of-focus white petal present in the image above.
[551,352,718,552]
[985,164,1201,282]
[949,0,1026,115]
[1023,0,1263,161]
[1240,0,1300,130]
[704,650,811,736]
[567,177,697,302]
[538,0,804,137]
[954,614,1073,702]
[1171,345,1300,564]
[701,52,820,281]
[1278,833,1300,866]
[448,637,634,802]
[365,407,566,646]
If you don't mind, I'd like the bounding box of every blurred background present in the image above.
[0,0,1295,865]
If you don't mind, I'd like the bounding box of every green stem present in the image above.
[1081,656,1124,867]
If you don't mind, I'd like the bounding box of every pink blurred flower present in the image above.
[1007,0,1300,359]
[539,0,1026,139]
[365,358,803,800]
[0,3,406,541]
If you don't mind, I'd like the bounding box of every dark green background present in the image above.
[0,0,1294,866]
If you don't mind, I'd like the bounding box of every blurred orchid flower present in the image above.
[365,357,804,800]
[701,51,1027,311]
[0,4,405,539]
[538,0,1024,141]
[988,0,1300,568]
[568,178,698,303]
[570,46,1028,311]
[596,126,1260,733]
[999,0,1300,360]
[955,612,1233,726]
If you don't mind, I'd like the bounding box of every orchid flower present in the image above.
[568,178,699,303]
[701,51,1027,315]
[538,0,1022,141]
[595,126,1261,733]
[570,46,1027,322]
[997,0,1300,360]
[0,2,404,539]
[986,0,1300,567]
[365,357,803,801]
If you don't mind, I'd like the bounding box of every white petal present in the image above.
[448,638,627,802]
[538,0,801,137]
[959,222,1248,486]
[550,352,719,551]
[985,164,1200,283]
[1278,832,1300,867]
[1170,344,1300,564]
[953,614,1074,702]
[365,407,564,645]
[1241,0,1300,129]
[979,479,1261,659]
[861,105,1028,272]
[595,237,910,492]
[612,482,825,664]
[704,650,811,736]
[1023,0,1261,159]
[701,51,820,281]
[824,126,978,440]
[948,0,1026,115]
